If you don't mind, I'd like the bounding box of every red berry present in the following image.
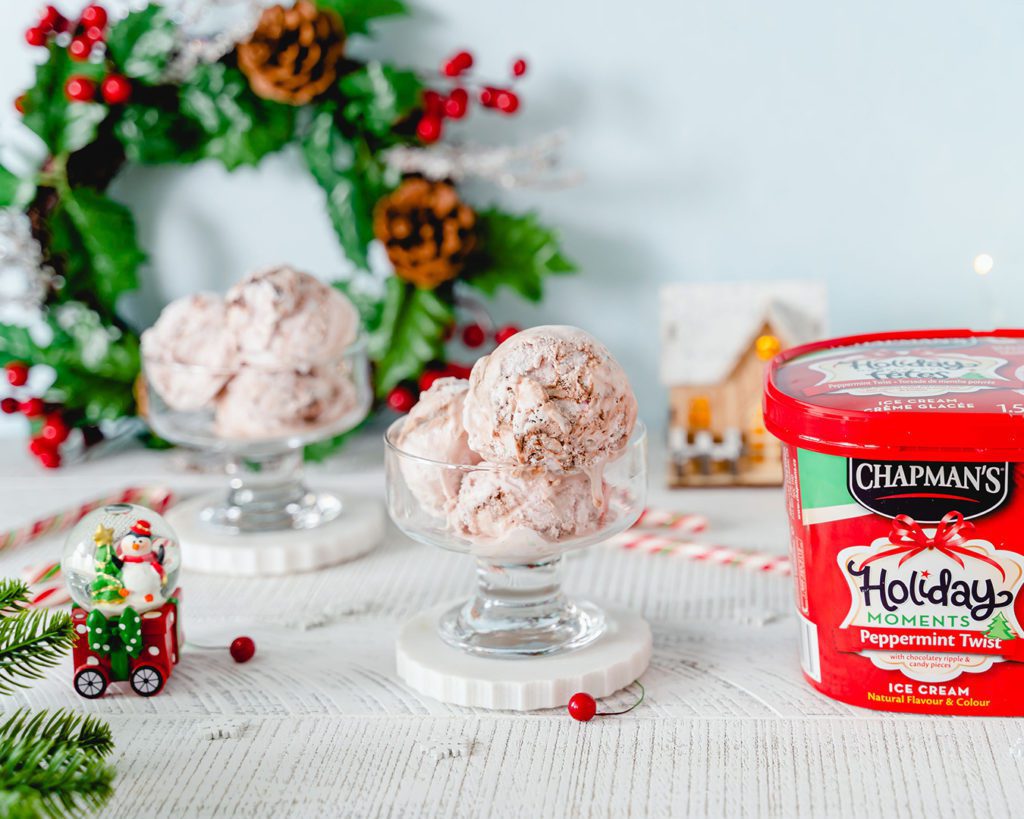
[386,385,417,414]
[64,76,95,103]
[419,369,445,393]
[37,449,61,469]
[423,89,445,117]
[568,692,597,722]
[444,363,472,380]
[80,4,108,29]
[5,362,29,387]
[416,115,443,144]
[444,88,469,119]
[14,94,27,114]
[25,27,47,47]
[20,398,44,418]
[68,35,93,61]
[39,6,63,31]
[495,325,520,345]
[101,74,131,105]
[0,398,19,415]
[40,414,69,444]
[512,58,528,77]
[230,636,256,663]
[461,323,485,348]
[28,437,54,457]
[83,24,105,42]
[495,90,520,114]
[442,50,473,76]
[479,86,497,107]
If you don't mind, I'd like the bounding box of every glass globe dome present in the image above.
[62,503,181,616]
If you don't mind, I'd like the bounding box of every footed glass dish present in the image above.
[385,420,647,657]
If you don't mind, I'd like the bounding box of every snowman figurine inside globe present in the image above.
[62,503,182,698]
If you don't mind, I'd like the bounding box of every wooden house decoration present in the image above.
[659,281,826,487]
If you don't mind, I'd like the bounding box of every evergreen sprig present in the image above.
[0,710,114,759]
[0,579,30,617]
[0,609,75,695]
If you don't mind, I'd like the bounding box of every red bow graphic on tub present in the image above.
[857,511,1006,580]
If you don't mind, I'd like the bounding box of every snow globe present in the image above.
[63,503,182,698]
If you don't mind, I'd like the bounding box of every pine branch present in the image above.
[0,710,114,758]
[0,733,115,819]
[0,579,30,618]
[0,610,76,694]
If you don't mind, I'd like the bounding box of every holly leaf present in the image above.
[302,107,391,269]
[114,101,204,164]
[105,4,177,84]
[181,64,295,171]
[56,189,146,312]
[22,46,106,155]
[371,278,454,395]
[315,0,407,36]
[463,210,576,302]
[339,62,423,138]
[0,164,34,209]
[0,324,45,367]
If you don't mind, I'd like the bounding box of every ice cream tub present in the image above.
[764,329,1024,715]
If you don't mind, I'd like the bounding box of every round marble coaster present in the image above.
[168,493,384,576]
[396,603,651,711]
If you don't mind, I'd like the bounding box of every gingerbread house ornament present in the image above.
[660,281,826,487]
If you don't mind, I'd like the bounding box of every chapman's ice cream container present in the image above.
[764,330,1024,715]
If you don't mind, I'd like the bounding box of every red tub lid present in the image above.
[764,329,1024,460]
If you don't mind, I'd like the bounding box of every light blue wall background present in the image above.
[2,0,1023,427]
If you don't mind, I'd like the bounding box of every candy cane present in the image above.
[0,486,175,552]
[633,508,708,534]
[612,531,791,576]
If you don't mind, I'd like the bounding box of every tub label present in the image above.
[848,459,1011,522]
[806,351,1013,397]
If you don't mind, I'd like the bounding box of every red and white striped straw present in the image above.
[612,530,791,576]
[633,508,708,534]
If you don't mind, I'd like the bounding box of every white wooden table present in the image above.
[2,430,1023,818]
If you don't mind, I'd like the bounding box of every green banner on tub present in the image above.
[797,449,854,509]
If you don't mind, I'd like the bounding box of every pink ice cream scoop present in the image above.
[450,467,610,555]
[462,325,638,472]
[394,377,482,516]
[141,293,238,411]
[226,265,359,369]
[214,364,359,439]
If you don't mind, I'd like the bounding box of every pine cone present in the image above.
[373,178,476,290]
[237,1,345,106]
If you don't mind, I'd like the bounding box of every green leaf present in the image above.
[105,4,177,84]
[316,0,407,36]
[302,108,391,269]
[181,64,295,170]
[0,580,30,617]
[339,62,423,138]
[371,278,454,396]
[114,101,204,164]
[0,165,34,210]
[22,46,106,155]
[463,210,577,302]
[60,189,146,311]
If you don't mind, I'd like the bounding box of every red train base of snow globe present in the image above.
[61,503,183,699]
[71,589,182,698]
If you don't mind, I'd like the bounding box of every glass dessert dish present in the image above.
[385,419,647,657]
[143,339,372,534]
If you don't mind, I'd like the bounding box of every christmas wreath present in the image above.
[0,1,575,467]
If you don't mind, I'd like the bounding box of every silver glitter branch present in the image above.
[382,131,583,190]
[0,209,55,311]
[161,0,265,82]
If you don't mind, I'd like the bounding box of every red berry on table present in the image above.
[567,692,597,722]
[442,50,473,76]
[512,58,528,77]
[479,86,497,107]
[416,115,443,144]
[5,362,29,387]
[64,76,96,103]
[495,90,520,114]
[494,325,520,345]
[80,4,108,29]
[37,448,61,469]
[386,385,417,414]
[230,636,256,663]
[40,414,69,444]
[0,398,19,415]
[68,35,93,61]
[444,88,468,119]
[25,27,48,47]
[101,74,131,105]
[461,323,485,348]
[20,397,45,418]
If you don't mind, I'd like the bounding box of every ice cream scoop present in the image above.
[462,325,638,473]
[450,467,609,556]
[226,265,359,369]
[141,293,237,411]
[393,377,482,515]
